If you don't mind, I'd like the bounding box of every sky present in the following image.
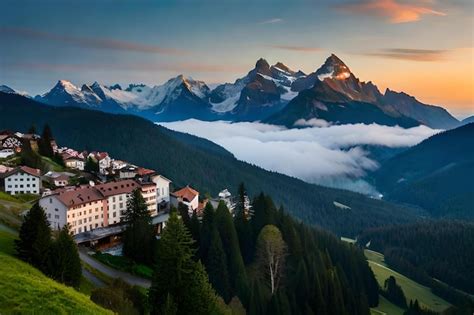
[161,120,440,195]
[0,0,473,118]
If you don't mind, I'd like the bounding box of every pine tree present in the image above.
[122,188,155,264]
[206,227,232,303]
[149,212,217,315]
[215,201,249,302]
[189,210,201,253]
[15,203,51,273]
[85,156,99,173]
[28,124,36,135]
[38,124,54,158]
[234,183,254,264]
[199,202,215,263]
[49,224,82,287]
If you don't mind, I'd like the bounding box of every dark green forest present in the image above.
[0,92,424,236]
[357,221,474,297]
[374,123,474,219]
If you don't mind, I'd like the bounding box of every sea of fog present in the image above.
[159,120,439,196]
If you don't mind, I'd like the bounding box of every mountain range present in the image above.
[2,54,461,129]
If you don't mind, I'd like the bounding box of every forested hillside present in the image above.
[374,123,474,219]
[0,92,424,236]
[358,221,474,295]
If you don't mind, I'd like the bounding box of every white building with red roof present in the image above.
[170,185,199,213]
[0,166,41,195]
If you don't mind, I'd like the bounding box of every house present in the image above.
[119,166,138,179]
[0,165,14,174]
[209,189,236,213]
[0,133,22,152]
[111,160,128,170]
[43,171,74,187]
[20,133,40,152]
[170,185,199,213]
[63,154,85,171]
[89,152,111,175]
[0,149,15,159]
[0,166,41,195]
[151,174,172,205]
[39,185,106,233]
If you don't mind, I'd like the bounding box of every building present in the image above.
[89,152,111,175]
[151,174,172,205]
[0,149,15,158]
[140,182,157,216]
[39,179,159,234]
[119,166,138,179]
[0,133,22,152]
[39,185,106,233]
[0,166,41,195]
[43,171,74,187]
[170,185,199,213]
[95,180,140,225]
[210,189,236,213]
[63,154,85,171]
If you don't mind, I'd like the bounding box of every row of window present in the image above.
[6,177,37,182]
[7,184,37,188]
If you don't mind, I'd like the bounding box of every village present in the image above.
[0,128,247,250]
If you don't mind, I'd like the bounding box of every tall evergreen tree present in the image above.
[49,224,82,287]
[215,201,249,302]
[149,212,217,315]
[199,202,215,263]
[234,183,254,264]
[15,203,51,273]
[85,156,99,173]
[188,210,201,253]
[206,228,231,303]
[38,124,55,158]
[123,188,155,264]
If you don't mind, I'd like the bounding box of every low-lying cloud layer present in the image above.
[160,120,439,195]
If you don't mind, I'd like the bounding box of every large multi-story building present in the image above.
[39,179,161,235]
[0,166,41,195]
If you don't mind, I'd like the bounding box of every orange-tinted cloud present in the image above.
[0,27,186,55]
[362,48,448,61]
[337,0,446,23]
[270,45,324,52]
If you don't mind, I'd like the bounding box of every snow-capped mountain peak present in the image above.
[0,85,17,94]
[316,54,352,81]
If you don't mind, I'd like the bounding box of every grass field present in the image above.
[365,249,451,313]
[0,210,110,314]
[371,295,405,315]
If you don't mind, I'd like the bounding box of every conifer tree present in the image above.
[149,212,217,315]
[189,210,201,253]
[85,156,99,173]
[234,183,254,264]
[20,139,42,169]
[15,203,51,273]
[49,224,82,287]
[38,124,54,158]
[215,201,249,302]
[123,188,155,264]
[199,202,215,263]
[206,227,232,303]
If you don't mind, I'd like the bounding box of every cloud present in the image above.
[361,48,448,61]
[160,120,440,195]
[294,118,331,128]
[0,27,186,55]
[258,18,283,25]
[270,45,324,52]
[336,0,446,23]
[6,62,247,74]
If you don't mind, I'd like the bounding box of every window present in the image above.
[47,213,51,218]
[54,215,59,219]
[55,208,58,212]
[95,215,99,219]
[113,212,116,218]
[49,198,52,204]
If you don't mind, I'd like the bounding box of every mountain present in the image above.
[462,115,474,125]
[374,123,474,219]
[0,92,425,237]
[209,58,305,120]
[266,54,459,129]
[22,55,460,128]
[36,76,214,121]
[0,85,16,94]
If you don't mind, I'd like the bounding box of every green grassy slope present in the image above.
[365,249,451,313]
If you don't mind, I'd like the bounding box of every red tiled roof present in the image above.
[2,166,41,178]
[55,186,104,207]
[137,167,155,176]
[95,179,139,197]
[172,186,199,202]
